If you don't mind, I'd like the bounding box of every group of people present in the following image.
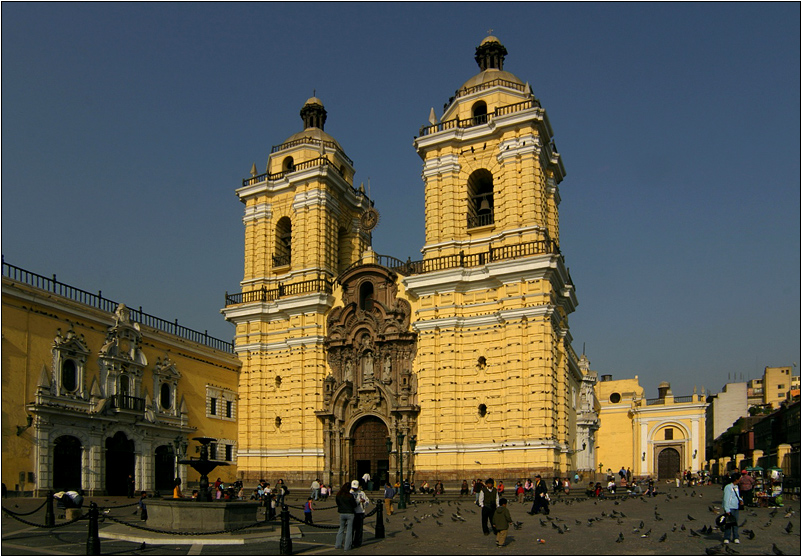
[308,478,332,501]
[334,480,372,551]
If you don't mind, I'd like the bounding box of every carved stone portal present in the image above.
[318,264,418,487]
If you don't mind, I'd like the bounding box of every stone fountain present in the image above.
[144,437,259,532]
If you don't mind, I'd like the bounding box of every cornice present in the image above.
[221,293,334,325]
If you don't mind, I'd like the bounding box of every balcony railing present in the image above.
[467,211,494,229]
[645,398,665,406]
[420,99,539,137]
[111,394,146,412]
[271,136,354,166]
[338,237,560,279]
[272,254,291,267]
[225,277,334,307]
[2,259,234,353]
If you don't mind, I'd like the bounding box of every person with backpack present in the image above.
[478,478,499,535]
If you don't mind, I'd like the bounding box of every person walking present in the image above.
[478,478,499,535]
[722,472,743,545]
[383,481,396,516]
[492,498,513,547]
[334,482,357,551]
[528,474,549,515]
[311,478,321,501]
[351,480,370,548]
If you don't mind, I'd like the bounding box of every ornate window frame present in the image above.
[152,357,181,416]
[51,327,90,398]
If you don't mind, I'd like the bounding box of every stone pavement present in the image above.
[2,485,800,555]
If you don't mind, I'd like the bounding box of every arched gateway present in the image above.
[319,264,418,487]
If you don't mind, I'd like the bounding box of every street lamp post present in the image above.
[396,431,406,509]
[408,435,417,505]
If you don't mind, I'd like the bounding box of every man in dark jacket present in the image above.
[528,474,549,515]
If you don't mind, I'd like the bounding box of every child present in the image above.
[304,497,314,524]
[492,497,513,547]
[137,491,148,521]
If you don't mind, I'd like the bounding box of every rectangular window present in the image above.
[210,397,217,415]
[226,400,233,418]
[664,428,674,440]
[778,384,785,389]
[225,444,233,462]
[209,443,217,460]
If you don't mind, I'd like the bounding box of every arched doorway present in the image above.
[657,447,681,480]
[351,416,389,487]
[53,436,82,491]
[105,431,135,495]
[154,445,175,493]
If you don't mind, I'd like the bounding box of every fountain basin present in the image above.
[146,499,261,532]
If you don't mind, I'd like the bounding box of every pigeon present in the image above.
[772,543,785,555]
[139,542,146,550]
[435,520,443,527]
[785,522,793,534]
[540,519,547,527]
[404,523,414,530]
[619,511,627,517]
[681,524,686,531]
[410,531,418,538]
[724,545,740,555]
[783,510,794,518]
[742,529,755,540]
[770,509,779,518]
[641,528,652,538]
[688,514,696,521]
[705,545,724,555]
[575,519,582,525]
[691,491,696,497]
[690,529,700,537]
[556,525,564,534]
[616,532,624,543]
[659,533,667,542]
[671,524,677,532]
[639,520,645,529]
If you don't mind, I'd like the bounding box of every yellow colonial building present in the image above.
[595,375,707,479]
[2,262,240,496]
[222,36,596,486]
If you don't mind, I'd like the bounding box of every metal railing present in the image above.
[271,136,354,166]
[111,394,146,412]
[337,237,559,279]
[2,259,234,353]
[467,211,494,229]
[645,398,665,406]
[243,156,346,187]
[420,99,539,137]
[225,277,334,307]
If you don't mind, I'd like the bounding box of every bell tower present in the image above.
[406,36,581,478]
[223,97,371,481]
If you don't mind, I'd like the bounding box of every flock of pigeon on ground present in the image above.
[383,488,799,555]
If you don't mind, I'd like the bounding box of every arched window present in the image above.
[274,217,292,267]
[471,101,488,125]
[119,374,130,396]
[160,383,172,410]
[61,359,77,392]
[282,156,294,173]
[467,169,494,228]
[359,281,374,311]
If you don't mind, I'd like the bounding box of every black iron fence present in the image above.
[2,259,233,353]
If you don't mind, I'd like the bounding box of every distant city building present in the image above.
[747,366,799,410]
[705,382,747,458]
[595,376,707,479]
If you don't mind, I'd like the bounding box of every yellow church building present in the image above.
[595,375,707,479]
[222,36,597,486]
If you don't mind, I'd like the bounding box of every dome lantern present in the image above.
[300,96,327,131]
[474,36,508,71]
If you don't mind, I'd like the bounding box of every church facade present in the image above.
[222,37,597,486]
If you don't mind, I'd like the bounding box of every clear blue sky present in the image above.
[3,3,799,397]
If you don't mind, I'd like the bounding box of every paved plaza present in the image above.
[2,484,800,555]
